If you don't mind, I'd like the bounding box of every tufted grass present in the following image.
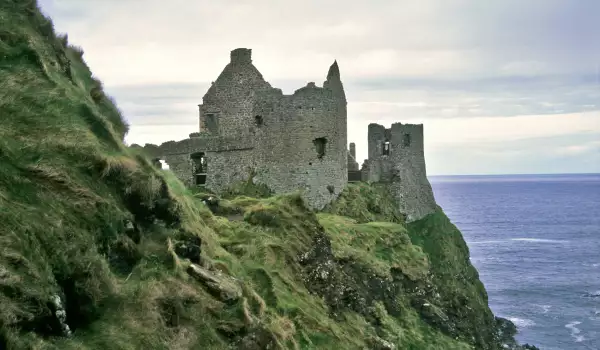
[0,1,513,349]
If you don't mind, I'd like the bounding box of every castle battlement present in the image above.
[230,48,252,65]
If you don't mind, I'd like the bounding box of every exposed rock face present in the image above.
[297,227,453,346]
[174,235,202,265]
[495,317,541,350]
[50,294,72,337]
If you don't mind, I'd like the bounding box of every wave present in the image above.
[510,238,569,243]
[565,321,585,342]
[582,263,600,268]
[583,291,600,298]
[534,304,552,314]
[468,240,507,245]
[508,317,535,328]
[467,238,569,245]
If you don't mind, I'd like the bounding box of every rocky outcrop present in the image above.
[187,264,242,304]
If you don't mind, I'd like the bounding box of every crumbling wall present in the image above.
[367,122,437,222]
[151,48,348,210]
[348,142,359,171]
[199,48,279,138]
[163,152,195,186]
[143,134,256,187]
[247,74,347,209]
[206,149,258,193]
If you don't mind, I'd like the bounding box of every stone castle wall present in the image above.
[147,48,348,210]
[366,123,437,222]
[137,48,438,221]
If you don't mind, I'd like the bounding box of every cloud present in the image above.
[41,0,600,83]
[426,131,600,175]
[38,0,600,175]
[554,140,600,156]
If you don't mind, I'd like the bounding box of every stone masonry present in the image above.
[363,123,437,222]
[137,48,436,220]
[142,48,347,210]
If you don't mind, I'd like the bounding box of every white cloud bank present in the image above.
[39,0,600,175]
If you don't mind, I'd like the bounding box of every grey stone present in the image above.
[147,48,347,210]
[50,294,72,337]
[141,48,437,221]
[187,264,242,303]
[365,123,437,222]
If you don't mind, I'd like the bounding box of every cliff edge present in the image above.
[0,1,537,349]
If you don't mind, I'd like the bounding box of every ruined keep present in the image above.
[146,48,347,210]
[362,123,437,222]
[138,48,437,221]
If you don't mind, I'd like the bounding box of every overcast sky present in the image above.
[39,0,599,175]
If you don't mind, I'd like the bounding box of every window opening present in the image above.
[313,137,327,159]
[205,113,218,133]
[383,141,391,156]
[191,152,207,186]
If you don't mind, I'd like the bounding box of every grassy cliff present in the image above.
[0,1,535,349]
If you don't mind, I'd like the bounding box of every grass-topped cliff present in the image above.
[0,1,537,349]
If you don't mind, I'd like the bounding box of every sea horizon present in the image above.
[430,172,600,178]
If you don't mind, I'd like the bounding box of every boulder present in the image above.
[187,264,242,303]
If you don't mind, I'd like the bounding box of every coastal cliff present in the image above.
[0,1,537,349]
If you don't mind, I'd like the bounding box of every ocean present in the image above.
[430,174,600,350]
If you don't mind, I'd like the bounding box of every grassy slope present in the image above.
[0,1,516,349]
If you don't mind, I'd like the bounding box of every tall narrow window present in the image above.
[313,137,327,159]
[403,133,412,147]
[191,152,207,186]
[382,141,391,156]
[205,113,218,134]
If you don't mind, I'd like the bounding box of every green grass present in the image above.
[317,214,428,279]
[323,182,405,224]
[406,208,499,348]
[0,1,520,349]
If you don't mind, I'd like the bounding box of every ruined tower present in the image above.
[348,142,359,171]
[142,48,438,222]
[366,123,437,222]
[154,48,348,210]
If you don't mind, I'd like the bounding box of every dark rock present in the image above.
[124,219,141,244]
[494,317,541,350]
[174,235,202,264]
[299,229,403,322]
[200,195,220,213]
[107,236,142,275]
[50,294,72,337]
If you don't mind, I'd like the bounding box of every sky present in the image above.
[38,0,600,175]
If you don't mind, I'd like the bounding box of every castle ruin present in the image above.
[138,48,437,222]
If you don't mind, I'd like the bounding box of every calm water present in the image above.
[430,174,600,350]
